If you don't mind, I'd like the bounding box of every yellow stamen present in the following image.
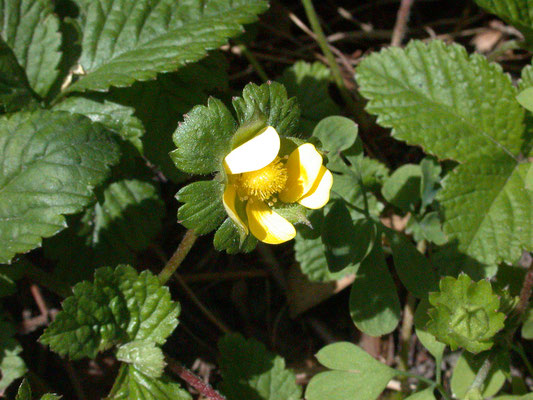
[238,157,288,201]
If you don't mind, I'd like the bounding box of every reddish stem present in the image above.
[167,357,226,400]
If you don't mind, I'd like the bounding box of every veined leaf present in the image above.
[0,0,62,97]
[69,0,268,92]
[116,341,165,378]
[0,110,120,264]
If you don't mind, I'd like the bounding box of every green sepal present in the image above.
[214,218,257,254]
[427,274,505,353]
[176,180,226,235]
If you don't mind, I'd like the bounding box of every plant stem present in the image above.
[398,294,416,373]
[468,353,493,394]
[158,229,197,285]
[391,0,415,47]
[516,252,533,318]
[235,42,269,82]
[166,357,226,400]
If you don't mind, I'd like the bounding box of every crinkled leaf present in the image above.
[213,218,258,254]
[356,40,524,163]
[40,265,180,359]
[474,0,533,44]
[54,97,144,153]
[0,0,61,97]
[382,164,421,212]
[69,0,268,92]
[116,341,165,378]
[0,317,27,393]
[427,274,505,353]
[176,180,227,235]
[0,37,35,111]
[171,97,236,175]
[306,342,396,400]
[414,299,446,362]
[107,364,191,400]
[218,333,302,400]
[0,110,120,264]
[280,61,340,134]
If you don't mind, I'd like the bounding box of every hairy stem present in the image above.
[158,229,197,285]
[468,354,493,394]
[167,357,226,400]
[235,41,269,82]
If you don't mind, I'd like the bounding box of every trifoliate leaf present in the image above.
[176,181,227,235]
[0,37,35,111]
[382,164,422,212]
[218,333,302,400]
[107,365,191,400]
[427,274,505,353]
[171,97,236,175]
[280,61,340,134]
[0,316,27,393]
[0,111,120,264]
[213,218,258,254]
[305,342,396,400]
[0,0,61,97]
[474,0,533,44]
[356,40,524,163]
[232,81,300,137]
[54,97,144,153]
[40,265,180,359]
[69,0,267,92]
[116,341,165,378]
[45,179,164,285]
[406,212,447,246]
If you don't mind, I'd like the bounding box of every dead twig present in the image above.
[391,0,416,47]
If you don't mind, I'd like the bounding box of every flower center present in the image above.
[238,157,288,201]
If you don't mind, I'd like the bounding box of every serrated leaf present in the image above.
[213,218,258,254]
[306,342,396,400]
[0,110,120,264]
[116,341,165,378]
[427,274,505,353]
[0,0,62,97]
[349,243,401,336]
[474,0,533,44]
[218,333,302,400]
[40,265,180,359]
[382,164,422,212]
[69,0,267,92]
[356,40,524,163]
[171,97,236,175]
[232,81,300,137]
[0,37,35,111]
[176,180,227,235]
[54,97,144,153]
[280,61,340,134]
[107,364,191,400]
[0,317,27,393]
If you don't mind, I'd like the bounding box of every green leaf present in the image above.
[349,243,401,336]
[517,87,533,113]
[427,274,505,353]
[306,342,396,400]
[356,40,524,163]
[0,37,35,111]
[451,351,509,400]
[15,380,31,400]
[312,116,358,167]
[414,298,446,361]
[474,0,533,44]
[438,158,532,265]
[0,316,27,393]
[404,388,436,400]
[45,179,164,285]
[0,110,120,264]
[522,307,533,339]
[280,61,340,134]
[54,97,144,153]
[406,212,447,246]
[382,164,421,212]
[69,0,268,92]
[107,364,191,400]
[420,157,442,209]
[0,270,16,297]
[116,341,165,378]
[213,218,258,254]
[171,97,236,175]
[40,265,180,359]
[431,242,498,280]
[176,180,226,235]
[0,0,61,97]
[218,333,302,400]
[232,82,300,137]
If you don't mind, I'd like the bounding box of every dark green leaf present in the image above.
[474,0,533,44]
[0,37,35,111]
[0,316,27,393]
[213,218,258,254]
[382,164,421,212]
[414,298,446,361]
[420,157,442,209]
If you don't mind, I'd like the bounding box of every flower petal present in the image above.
[246,200,296,244]
[279,143,323,203]
[298,166,333,209]
[223,185,248,235]
[224,126,280,174]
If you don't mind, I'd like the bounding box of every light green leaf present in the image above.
[0,317,27,393]
[219,333,302,400]
[420,157,442,209]
[306,342,396,400]
[438,158,532,265]
[349,243,401,336]
[54,97,144,153]
[522,307,533,339]
[382,164,421,212]
[414,298,446,361]
[280,61,340,134]
[116,341,165,378]
[474,0,533,44]
[213,218,258,254]
[356,40,524,163]
[0,111,120,264]
[0,0,61,97]
[107,364,191,400]
[69,0,267,92]
[0,37,35,111]
[312,116,358,167]
[451,351,509,400]
[405,387,436,400]
[517,87,533,113]
[40,265,180,359]
[171,97,236,175]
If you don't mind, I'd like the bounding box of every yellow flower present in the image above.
[222,126,333,244]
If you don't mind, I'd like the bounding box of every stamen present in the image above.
[237,157,288,201]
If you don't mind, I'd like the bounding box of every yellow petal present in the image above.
[246,200,296,244]
[279,143,323,203]
[223,185,248,235]
[224,126,280,174]
[298,166,333,209]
